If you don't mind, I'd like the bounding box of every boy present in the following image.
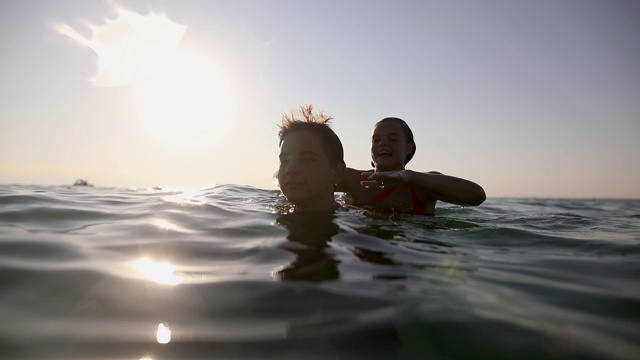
[277,105,346,212]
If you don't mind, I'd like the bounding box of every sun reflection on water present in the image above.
[161,188,207,206]
[151,218,194,233]
[133,257,182,285]
[156,323,172,344]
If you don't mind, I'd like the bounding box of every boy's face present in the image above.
[371,121,413,171]
[278,130,342,211]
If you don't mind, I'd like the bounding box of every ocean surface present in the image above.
[0,184,638,360]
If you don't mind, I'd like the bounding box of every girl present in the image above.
[336,117,485,215]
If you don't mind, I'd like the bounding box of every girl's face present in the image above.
[370,121,413,171]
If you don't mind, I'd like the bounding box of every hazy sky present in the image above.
[1,0,638,198]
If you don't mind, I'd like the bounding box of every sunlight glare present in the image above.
[57,6,186,86]
[57,5,236,148]
[133,257,182,285]
[135,49,236,147]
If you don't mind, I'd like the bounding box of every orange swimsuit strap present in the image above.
[365,186,398,206]
[363,185,425,215]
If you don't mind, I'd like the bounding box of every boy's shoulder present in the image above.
[337,167,369,193]
[344,167,367,177]
[344,167,371,183]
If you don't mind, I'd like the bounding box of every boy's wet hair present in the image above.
[372,117,416,166]
[278,105,345,167]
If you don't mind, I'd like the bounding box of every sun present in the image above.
[135,49,236,147]
[57,6,187,86]
[57,5,236,147]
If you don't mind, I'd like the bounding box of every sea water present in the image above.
[0,184,638,360]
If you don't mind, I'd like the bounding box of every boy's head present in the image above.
[277,105,345,211]
[278,105,345,167]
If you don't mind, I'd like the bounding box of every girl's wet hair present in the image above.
[371,117,416,167]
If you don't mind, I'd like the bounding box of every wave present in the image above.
[0,185,639,359]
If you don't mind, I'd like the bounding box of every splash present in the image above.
[57,6,186,86]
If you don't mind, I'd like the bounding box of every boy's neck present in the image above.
[295,199,339,212]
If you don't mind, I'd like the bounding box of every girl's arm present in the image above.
[361,170,486,206]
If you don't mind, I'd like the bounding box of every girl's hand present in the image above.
[360,170,411,188]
